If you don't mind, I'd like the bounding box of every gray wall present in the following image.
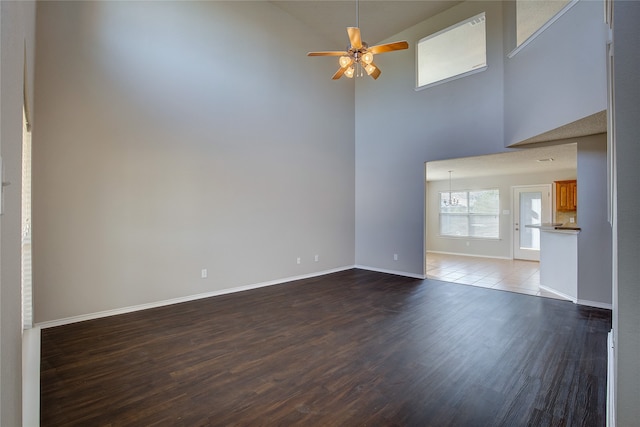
[0,1,36,424]
[613,0,640,423]
[427,168,576,259]
[33,1,355,322]
[576,134,611,306]
[356,1,507,276]
[355,1,606,277]
[504,0,608,145]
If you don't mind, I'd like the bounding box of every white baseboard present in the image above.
[354,265,426,280]
[537,285,612,309]
[539,285,577,303]
[22,327,41,427]
[36,266,354,329]
[577,299,613,310]
[607,330,615,427]
[426,250,513,260]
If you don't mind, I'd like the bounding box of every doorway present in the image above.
[512,185,551,261]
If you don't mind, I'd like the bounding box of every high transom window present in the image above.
[417,12,487,89]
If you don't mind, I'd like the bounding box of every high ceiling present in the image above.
[272,1,607,146]
[271,1,463,46]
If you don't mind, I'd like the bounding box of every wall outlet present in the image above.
[393,254,398,261]
[466,241,470,247]
[569,217,575,223]
[296,257,301,264]
[314,254,319,262]
[201,269,208,279]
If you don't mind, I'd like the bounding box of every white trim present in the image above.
[354,265,426,280]
[537,287,613,310]
[36,266,354,329]
[22,327,40,427]
[606,34,615,225]
[508,0,579,59]
[427,250,512,260]
[417,11,486,44]
[607,329,615,427]
[539,285,577,303]
[415,66,487,92]
[436,235,501,242]
[577,299,613,310]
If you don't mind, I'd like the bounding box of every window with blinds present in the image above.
[439,189,500,239]
[22,107,33,330]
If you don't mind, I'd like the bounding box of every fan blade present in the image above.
[368,62,381,80]
[347,27,362,49]
[307,51,347,57]
[332,67,346,80]
[368,41,409,55]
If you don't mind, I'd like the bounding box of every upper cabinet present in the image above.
[555,180,577,211]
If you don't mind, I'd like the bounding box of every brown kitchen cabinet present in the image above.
[555,180,577,211]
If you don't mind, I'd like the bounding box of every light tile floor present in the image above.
[426,252,568,301]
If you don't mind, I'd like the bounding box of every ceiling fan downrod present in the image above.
[306,0,409,80]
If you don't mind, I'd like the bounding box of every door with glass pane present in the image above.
[513,185,551,261]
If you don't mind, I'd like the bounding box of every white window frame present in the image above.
[439,188,500,240]
[415,12,487,91]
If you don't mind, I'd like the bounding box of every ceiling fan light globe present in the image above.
[339,56,353,68]
[344,66,355,78]
[362,52,374,64]
[365,64,377,75]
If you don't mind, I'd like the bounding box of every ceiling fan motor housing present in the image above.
[348,42,368,60]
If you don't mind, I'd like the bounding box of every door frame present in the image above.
[512,184,552,261]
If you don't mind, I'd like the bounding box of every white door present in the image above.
[513,185,551,261]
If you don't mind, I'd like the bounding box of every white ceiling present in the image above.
[426,143,578,181]
[271,0,463,47]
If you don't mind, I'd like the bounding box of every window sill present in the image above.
[438,235,501,241]
[415,66,488,92]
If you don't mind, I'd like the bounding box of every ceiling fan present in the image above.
[307,0,409,81]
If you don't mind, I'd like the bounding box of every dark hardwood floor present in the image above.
[40,269,611,426]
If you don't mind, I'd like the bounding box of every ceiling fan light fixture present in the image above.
[306,1,408,80]
[344,66,355,78]
[339,56,353,68]
[364,63,377,75]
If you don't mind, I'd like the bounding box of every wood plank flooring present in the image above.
[40,269,611,426]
